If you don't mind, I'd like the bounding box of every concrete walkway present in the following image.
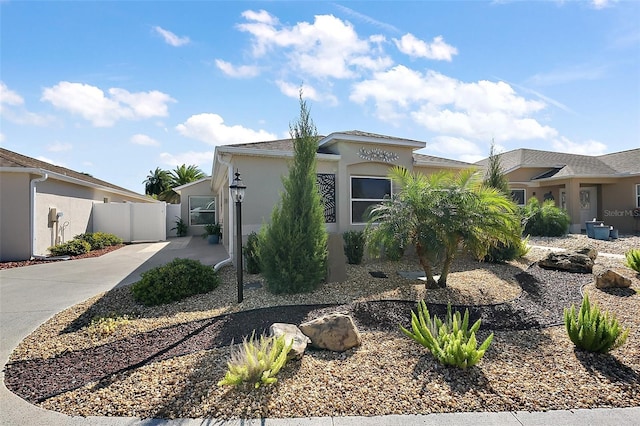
[1,239,638,425]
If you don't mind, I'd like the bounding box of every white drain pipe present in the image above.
[30,170,48,259]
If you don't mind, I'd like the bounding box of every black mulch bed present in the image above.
[3,264,592,405]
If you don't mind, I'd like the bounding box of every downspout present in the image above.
[30,170,49,259]
[216,152,235,262]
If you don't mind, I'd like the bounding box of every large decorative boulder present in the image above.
[538,251,594,273]
[595,269,632,289]
[299,313,361,352]
[269,323,311,360]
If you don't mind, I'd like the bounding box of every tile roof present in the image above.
[476,148,639,179]
[0,147,146,195]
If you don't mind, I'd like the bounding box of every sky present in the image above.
[1,0,639,194]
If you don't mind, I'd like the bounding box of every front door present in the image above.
[579,186,598,229]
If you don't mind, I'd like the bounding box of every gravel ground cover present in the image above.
[3,235,640,419]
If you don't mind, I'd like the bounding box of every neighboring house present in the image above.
[208,130,472,259]
[0,148,156,261]
[476,148,640,234]
[173,177,216,238]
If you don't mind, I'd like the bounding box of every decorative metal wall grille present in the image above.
[358,147,399,163]
[316,173,336,223]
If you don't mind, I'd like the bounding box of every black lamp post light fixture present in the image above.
[229,169,246,303]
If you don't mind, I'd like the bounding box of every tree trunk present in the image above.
[437,243,459,288]
[416,242,439,289]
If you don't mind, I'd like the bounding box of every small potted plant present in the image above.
[171,216,188,237]
[203,223,222,244]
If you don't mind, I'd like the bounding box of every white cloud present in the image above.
[236,10,390,79]
[591,0,616,10]
[41,82,175,127]
[0,82,24,105]
[351,65,557,141]
[332,4,401,34]
[394,34,458,61]
[159,151,214,171]
[215,60,260,78]
[131,134,160,146]
[153,26,190,46]
[0,82,53,126]
[551,137,608,155]
[36,156,66,167]
[424,136,483,157]
[276,80,338,106]
[176,113,277,145]
[47,142,72,152]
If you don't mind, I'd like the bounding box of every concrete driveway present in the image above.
[1,237,228,425]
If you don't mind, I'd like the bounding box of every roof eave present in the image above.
[318,132,426,149]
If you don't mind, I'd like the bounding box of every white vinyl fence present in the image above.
[93,202,167,242]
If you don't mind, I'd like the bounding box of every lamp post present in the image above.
[229,170,246,303]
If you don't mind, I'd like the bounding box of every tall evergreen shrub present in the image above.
[482,142,528,263]
[259,94,328,293]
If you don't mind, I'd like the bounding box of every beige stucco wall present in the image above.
[1,170,155,261]
[601,176,640,234]
[0,172,31,261]
[178,179,216,237]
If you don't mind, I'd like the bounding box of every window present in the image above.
[636,184,640,208]
[351,176,391,224]
[189,196,215,226]
[511,189,526,206]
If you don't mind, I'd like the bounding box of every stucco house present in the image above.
[476,148,640,234]
[0,148,156,261]
[208,130,472,259]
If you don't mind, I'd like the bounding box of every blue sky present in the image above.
[1,0,638,193]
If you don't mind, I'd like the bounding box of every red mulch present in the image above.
[0,245,126,270]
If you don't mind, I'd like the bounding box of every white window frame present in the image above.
[511,189,526,206]
[188,196,216,226]
[636,184,640,208]
[350,176,392,225]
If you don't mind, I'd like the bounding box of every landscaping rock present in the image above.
[299,313,361,352]
[595,269,632,289]
[575,246,598,261]
[538,251,594,273]
[269,323,310,360]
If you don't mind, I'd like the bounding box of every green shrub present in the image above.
[522,198,570,237]
[624,249,640,273]
[218,332,292,389]
[564,294,629,353]
[343,230,365,265]
[244,231,261,274]
[130,258,220,306]
[75,232,123,250]
[484,236,530,263]
[48,239,91,256]
[400,301,494,369]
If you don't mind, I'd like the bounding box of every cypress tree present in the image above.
[483,140,510,195]
[259,94,328,293]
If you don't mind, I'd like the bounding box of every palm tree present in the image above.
[366,166,521,289]
[143,167,171,196]
[158,164,206,203]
